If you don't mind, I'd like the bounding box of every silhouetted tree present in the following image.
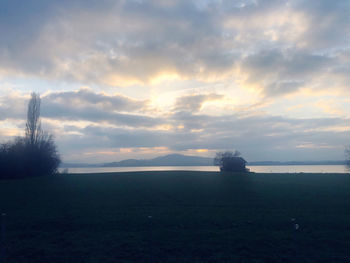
[214,151,248,172]
[0,138,26,178]
[26,92,43,146]
[0,93,61,179]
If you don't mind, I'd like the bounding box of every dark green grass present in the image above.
[1,171,350,262]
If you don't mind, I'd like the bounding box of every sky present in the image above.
[1,0,350,163]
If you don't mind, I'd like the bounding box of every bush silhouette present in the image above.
[0,93,61,179]
[214,151,248,173]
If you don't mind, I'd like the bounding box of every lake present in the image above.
[59,165,349,174]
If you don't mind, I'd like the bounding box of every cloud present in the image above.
[43,88,147,112]
[41,89,161,127]
[174,93,224,112]
[1,0,349,95]
[293,0,350,49]
[240,49,332,96]
[0,89,161,128]
[1,0,350,162]
[51,112,350,162]
[1,87,349,162]
[0,93,27,120]
[0,0,232,84]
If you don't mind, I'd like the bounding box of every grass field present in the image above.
[1,171,350,262]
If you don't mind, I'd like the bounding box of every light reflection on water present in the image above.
[59,165,348,174]
[250,165,348,173]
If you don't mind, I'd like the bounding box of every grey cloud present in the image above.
[0,89,160,128]
[221,0,350,50]
[1,0,349,90]
[56,125,197,153]
[43,106,160,128]
[241,49,332,96]
[0,94,27,120]
[43,89,147,112]
[242,49,331,80]
[171,111,216,130]
[168,114,350,161]
[0,0,235,82]
[41,90,159,127]
[293,0,350,49]
[265,81,304,96]
[2,89,350,162]
[85,125,196,148]
[0,0,117,74]
[54,112,350,162]
[2,0,350,162]
[174,93,224,112]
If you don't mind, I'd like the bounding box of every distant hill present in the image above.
[60,154,346,168]
[103,154,214,167]
[60,163,99,168]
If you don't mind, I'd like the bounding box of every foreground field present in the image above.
[0,171,350,262]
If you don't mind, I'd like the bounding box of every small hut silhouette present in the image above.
[220,156,247,172]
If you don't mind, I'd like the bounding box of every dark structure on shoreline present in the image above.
[214,151,248,172]
[220,156,247,172]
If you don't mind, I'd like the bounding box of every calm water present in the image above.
[59,165,349,174]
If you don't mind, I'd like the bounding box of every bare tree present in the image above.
[25,92,43,145]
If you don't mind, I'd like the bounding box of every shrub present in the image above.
[214,151,248,173]
[0,135,60,179]
[0,92,61,179]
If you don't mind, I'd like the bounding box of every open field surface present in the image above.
[1,171,350,262]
